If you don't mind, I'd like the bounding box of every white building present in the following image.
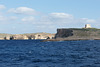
[85,24,91,28]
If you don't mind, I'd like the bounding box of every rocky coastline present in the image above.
[43,38,100,42]
[1,25,100,41]
[0,33,55,40]
[43,28,100,42]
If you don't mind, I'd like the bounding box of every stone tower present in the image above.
[85,24,91,28]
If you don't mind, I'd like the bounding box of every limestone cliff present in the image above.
[43,28,100,41]
[55,28,100,40]
[55,29,73,38]
[0,33,55,40]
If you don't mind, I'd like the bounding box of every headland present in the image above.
[1,24,100,41]
[43,24,100,42]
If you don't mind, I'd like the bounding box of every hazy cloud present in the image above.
[9,16,18,20]
[80,18,96,23]
[36,13,97,29]
[8,7,36,15]
[0,15,18,23]
[38,13,74,27]
[0,5,6,10]
[0,16,7,21]
[21,16,35,22]
[0,4,99,33]
[50,13,74,19]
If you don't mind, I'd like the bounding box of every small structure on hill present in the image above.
[85,24,91,28]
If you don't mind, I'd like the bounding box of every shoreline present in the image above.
[42,38,100,42]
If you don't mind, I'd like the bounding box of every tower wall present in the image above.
[85,24,91,28]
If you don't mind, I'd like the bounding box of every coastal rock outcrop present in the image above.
[55,29,73,38]
[43,28,100,42]
[12,35,29,40]
[55,28,100,39]
[0,33,55,40]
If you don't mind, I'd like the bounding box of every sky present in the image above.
[0,0,100,34]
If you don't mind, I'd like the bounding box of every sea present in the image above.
[0,40,100,67]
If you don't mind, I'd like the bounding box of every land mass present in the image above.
[43,28,100,42]
[1,25,100,41]
[0,33,55,40]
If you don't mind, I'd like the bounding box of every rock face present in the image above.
[0,33,55,40]
[55,29,73,38]
[12,35,29,40]
[55,28,100,39]
[34,34,46,39]
[34,33,55,39]
[0,38,5,40]
[43,28,100,42]
[5,36,11,40]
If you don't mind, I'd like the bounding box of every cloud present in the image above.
[0,4,98,33]
[21,16,35,22]
[0,5,6,10]
[9,16,18,20]
[80,18,96,23]
[0,9,97,28]
[8,7,36,15]
[50,13,74,19]
[0,16,7,21]
[38,13,74,27]
[35,12,98,29]
[0,15,18,24]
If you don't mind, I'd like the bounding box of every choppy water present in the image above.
[0,40,100,67]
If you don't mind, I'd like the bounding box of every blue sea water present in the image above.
[0,40,100,67]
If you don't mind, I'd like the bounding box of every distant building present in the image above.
[85,24,91,28]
